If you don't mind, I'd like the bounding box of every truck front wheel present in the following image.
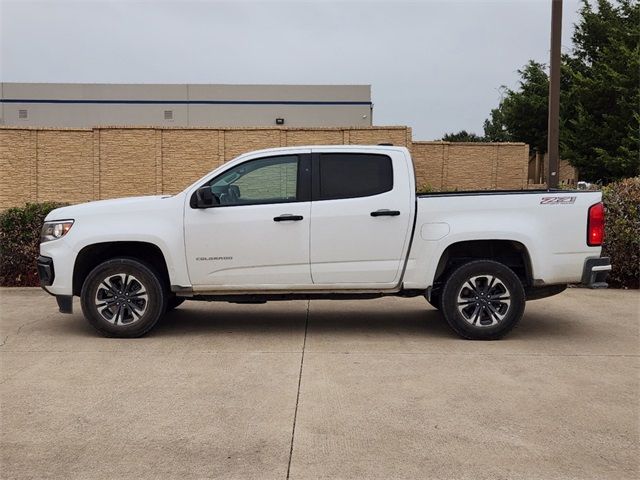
[440,260,525,340]
[80,258,167,338]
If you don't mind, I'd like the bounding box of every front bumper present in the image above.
[37,255,55,287]
[39,237,75,296]
[582,256,611,289]
[37,255,73,313]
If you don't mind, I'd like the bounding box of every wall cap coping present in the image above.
[0,125,409,132]
[412,141,527,146]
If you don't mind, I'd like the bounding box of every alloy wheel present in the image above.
[94,273,148,325]
[456,275,511,327]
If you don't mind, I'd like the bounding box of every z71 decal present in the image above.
[540,196,577,205]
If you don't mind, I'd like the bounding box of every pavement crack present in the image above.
[286,299,309,480]
[0,317,48,348]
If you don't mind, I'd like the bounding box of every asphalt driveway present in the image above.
[1,287,638,479]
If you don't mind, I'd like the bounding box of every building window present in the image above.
[18,109,28,119]
[164,110,173,120]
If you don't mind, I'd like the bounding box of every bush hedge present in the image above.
[602,177,640,289]
[0,202,67,287]
[0,180,638,288]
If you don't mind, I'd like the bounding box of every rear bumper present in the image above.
[581,256,611,289]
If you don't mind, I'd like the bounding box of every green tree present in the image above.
[441,130,486,142]
[483,0,639,181]
[561,0,639,181]
[483,61,550,153]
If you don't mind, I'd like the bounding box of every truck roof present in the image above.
[241,144,409,156]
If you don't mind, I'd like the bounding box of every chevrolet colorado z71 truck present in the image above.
[38,145,611,340]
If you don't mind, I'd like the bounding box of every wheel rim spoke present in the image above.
[114,304,122,326]
[486,304,502,325]
[95,272,148,326]
[471,304,482,325]
[457,300,475,306]
[486,276,496,293]
[456,274,512,328]
[101,281,118,295]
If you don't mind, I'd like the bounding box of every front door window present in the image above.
[209,155,299,206]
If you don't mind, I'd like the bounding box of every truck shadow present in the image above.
[150,303,580,340]
[151,303,452,338]
[53,301,580,341]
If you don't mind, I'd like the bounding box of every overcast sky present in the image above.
[1,0,581,139]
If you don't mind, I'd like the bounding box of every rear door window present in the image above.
[316,153,393,200]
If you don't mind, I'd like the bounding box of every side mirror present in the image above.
[193,186,220,208]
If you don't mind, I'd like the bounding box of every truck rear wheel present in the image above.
[440,260,525,340]
[80,258,167,338]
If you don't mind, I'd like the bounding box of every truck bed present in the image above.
[402,189,603,289]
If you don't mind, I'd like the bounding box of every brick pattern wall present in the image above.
[411,141,528,191]
[36,130,95,203]
[528,153,578,186]
[0,126,528,209]
[558,159,578,186]
[161,130,222,194]
[99,129,158,198]
[0,130,36,207]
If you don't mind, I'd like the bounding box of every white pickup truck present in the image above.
[38,145,611,340]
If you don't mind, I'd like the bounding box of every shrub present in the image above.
[416,184,436,195]
[602,177,640,289]
[0,202,67,287]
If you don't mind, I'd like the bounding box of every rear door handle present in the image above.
[370,209,401,217]
[274,214,304,222]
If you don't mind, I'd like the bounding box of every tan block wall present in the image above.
[446,144,496,190]
[411,142,446,190]
[412,141,528,191]
[98,129,158,198]
[0,130,36,207]
[36,130,94,204]
[223,129,282,161]
[531,153,579,186]
[559,158,578,185]
[347,128,410,147]
[496,144,529,189]
[284,129,345,146]
[161,130,221,194]
[0,126,528,209]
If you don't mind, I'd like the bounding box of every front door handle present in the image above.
[371,209,401,217]
[274,214,304,222]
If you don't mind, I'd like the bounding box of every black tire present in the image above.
[80,258,167,338]
[166,296,186,312]
[440,259,525,340]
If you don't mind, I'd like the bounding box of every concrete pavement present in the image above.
[1,288,638,479]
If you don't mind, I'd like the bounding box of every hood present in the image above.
[45,195,178,221]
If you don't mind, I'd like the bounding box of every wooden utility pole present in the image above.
[547,0,563,188]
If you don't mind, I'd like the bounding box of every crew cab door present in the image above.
[309,148,415,286]
[184,151,312,289]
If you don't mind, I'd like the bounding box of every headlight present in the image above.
[41,220,74,243]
